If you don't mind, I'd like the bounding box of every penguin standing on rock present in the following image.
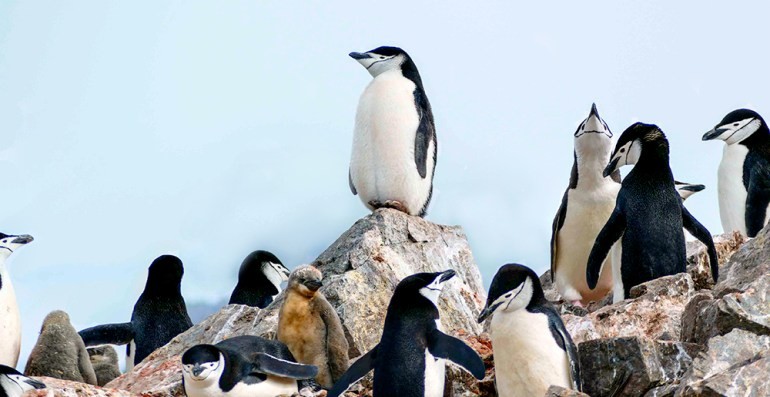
[329,270,484,397]
[587,123,719,301]
[87,346,121,386]
[0,365,45,397]
[0,233,33,368]
[79,255,193,370]
[228,250,290,308]
[478,264,581,397]
[348,46,437,217]
[551,104,621,305]
[703,109,770,237]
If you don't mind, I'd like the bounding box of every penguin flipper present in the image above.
[348,169,357,195]
[586,207,625,289]
[252,353,318,380]
[79,323,134,347]
[427,329,485,380]
[681,205,719,282]
[413,88,435,179]
[550,188,570,277]
[327,345,377,397]
[746,164,770,237]
[533,306,582,391]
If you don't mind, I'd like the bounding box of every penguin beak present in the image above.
[702,127,727,141]
[348,52,371,60]
[589,103,599,118]
[11,235,33,245]
[24,378,46,390]
[680,184,705,193]
[439,269,456,283]
[304,279,322,292]
[477,303,500,323]
[603,157,620,178]
[191,364,204,377]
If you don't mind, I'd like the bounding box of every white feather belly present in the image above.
[350,70,434,215]
[185,376,298,397]
[718,144,749,235]
[423,349,446,397]
[490,309,571,397]
[553,183,620,302]
[0,268,21,367]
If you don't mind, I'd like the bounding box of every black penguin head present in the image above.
[181,344,224,384]
[393,269,456,307]
[603,122,667,177]
[703,108,766,145]
[478,264,543,323]
[675,181,705,201]
[0,365,46,396]
[145,255,184,293]
[287,265,323,298]
[349,46,412,78]
[0,233,33,259]
[240,250,290,289]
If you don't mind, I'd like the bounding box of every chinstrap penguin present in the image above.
[182,336,318,397]
[0,365,45,397]
[348,46,437,217]
[25,310,97,385]
[675,181,705,201]
[478,264,581,397]
[87,346,121,386]
[0,233,33,368]
[79,255,193,370]
[551,103,621,305]
[703,108,770,237]
[277,265,349,388]
[229,250,290,309]
[587,123,719,301]
[328,270,484,397]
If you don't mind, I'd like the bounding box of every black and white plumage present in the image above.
[79,255,193,370]
[0,233,33,368]
[675,181,705,201]
[478,264,580,397]
[181,336,318,397]
[551,104,621,305]
[348,46,437,217]
[329,270,484,397]
[703,108,770,237]
[0,365,45,397]
[587,123,719,300]
[228,250,289,309]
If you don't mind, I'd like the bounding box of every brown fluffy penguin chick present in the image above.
[87,346,121,386]
[25,310,98,385]
[277,265,349,389]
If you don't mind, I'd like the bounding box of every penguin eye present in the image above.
[379,56,385,59]
[620,148,626,153]
[505,293,512,298]
[733,122,740,127]
[2,240,7,243]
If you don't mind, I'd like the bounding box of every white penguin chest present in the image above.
[423,320,445,397]
[0,268,21,367]
[718,144,749,234]
[490,309,571,397]
[185,376,298,397]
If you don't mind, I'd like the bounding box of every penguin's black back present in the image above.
[228,251,280,308]
[213,336,298,391]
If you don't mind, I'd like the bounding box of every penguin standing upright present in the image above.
[478,264,581,397]
[79,255,193,370]
[328,270,484,397]
[0,365,45,397]
[587,123,719,300]
[348,46,437,217]
[0,233,33,368]
[703,109,770,237]
[182,336,318,397]
[228,250,290,308]
[551,104,621,305]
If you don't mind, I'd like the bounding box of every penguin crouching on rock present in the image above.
[587,123,719,301]
[328,270,485,397]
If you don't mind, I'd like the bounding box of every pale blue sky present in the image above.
[2,1,769,367]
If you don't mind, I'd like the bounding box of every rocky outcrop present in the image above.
[23,377,138,397]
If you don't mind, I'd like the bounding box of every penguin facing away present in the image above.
[348,46,437,217]
[228,250,290,309]
[478,264,581,397]
[703,108,770,237]
[587,123,719,301]
[87,346,121,386]
[79,255,193,370]
[551,103,621,305]
[0,233,33,368]
[0,365,45,397]
[182,336,318,397]
[329,270,484,397]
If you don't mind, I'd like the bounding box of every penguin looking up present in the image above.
[182,336,318,397]
[0,233,33,368]
[702,108,770,237]
[587,123,719,301]
[329,270,484,397]
[478,264,581,397]
[79,255,193,370]
[229,250,290,308]
[348,46,437,217]
[0,365,45,397]
[551,103,621,306]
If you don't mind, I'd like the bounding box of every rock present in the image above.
[677,329,770,396]
[680,291,719,346]
[714,226,770,295]
[544,385,590,397]
[22,377,139,397]
[579,337,697,397]
[685,232,746,290]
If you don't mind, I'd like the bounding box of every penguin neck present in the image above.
[398,58,424,91]
[574,147,613,188]
[634,140,673,179]
[740,122,770,148]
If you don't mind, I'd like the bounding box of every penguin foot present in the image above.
[570,300,585,308]
[369,200,410,214]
